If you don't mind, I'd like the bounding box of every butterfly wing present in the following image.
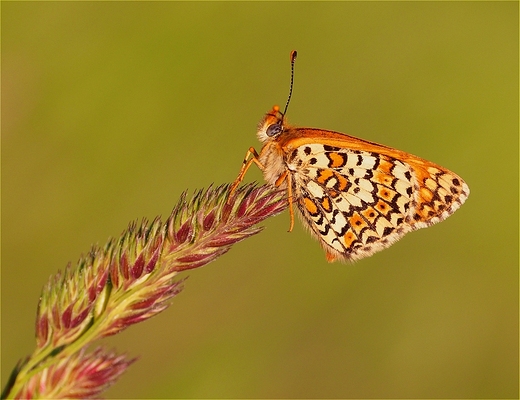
[285,137,469,262]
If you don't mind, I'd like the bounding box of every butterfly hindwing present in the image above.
[286,142,467,261]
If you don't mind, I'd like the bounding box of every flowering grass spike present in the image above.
[3,183,286,399]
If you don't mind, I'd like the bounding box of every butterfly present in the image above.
[230,51,469,262]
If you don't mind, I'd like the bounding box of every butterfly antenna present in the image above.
[282,50,298,116]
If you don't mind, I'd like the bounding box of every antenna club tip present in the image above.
[290,50,298,62]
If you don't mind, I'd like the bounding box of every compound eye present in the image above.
[266,123,283,137]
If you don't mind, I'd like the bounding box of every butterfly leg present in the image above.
[229,147,264,199]
[274,171,295,232]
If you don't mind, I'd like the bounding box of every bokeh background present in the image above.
[2,2,518,398]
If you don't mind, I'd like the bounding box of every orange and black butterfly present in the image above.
[230,51,469,262]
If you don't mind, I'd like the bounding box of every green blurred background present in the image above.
[2,2,518,398]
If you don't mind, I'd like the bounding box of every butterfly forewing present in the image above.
[281,135,469,261]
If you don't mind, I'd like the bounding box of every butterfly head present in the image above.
[257,105,287,143]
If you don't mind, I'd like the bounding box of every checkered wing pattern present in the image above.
[288,143,469,261]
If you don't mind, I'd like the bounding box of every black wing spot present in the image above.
[383,227,395,236]
[366,236,378,244]
[287,149,298,163]
[323,145,338,151]
[318,223,330,236]
[330,209,340,224]
[372,154,381,169]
